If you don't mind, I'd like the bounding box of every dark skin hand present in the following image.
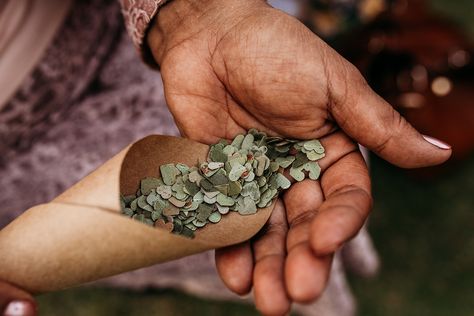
[147,0,451,314]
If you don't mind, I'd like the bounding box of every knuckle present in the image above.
[372,110,406,155]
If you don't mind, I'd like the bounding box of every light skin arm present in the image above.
[147,0,451,314]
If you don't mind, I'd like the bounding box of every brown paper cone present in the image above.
[0,135,274,293]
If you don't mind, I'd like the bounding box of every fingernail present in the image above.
[3,300,36,316]
[422,135,451,150]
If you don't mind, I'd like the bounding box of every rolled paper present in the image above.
[0,135,274,293]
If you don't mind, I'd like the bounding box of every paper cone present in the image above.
[0,135,274,293]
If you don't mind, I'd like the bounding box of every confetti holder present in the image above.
[0,135,274,293]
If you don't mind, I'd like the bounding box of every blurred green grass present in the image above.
[431,0,474,36]
[36,1,474,315]
[351,155,474,316]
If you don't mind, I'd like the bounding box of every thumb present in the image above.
[329,64,451,168]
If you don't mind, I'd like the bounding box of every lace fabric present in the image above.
[120,0,169,49]
[0,0,177,225]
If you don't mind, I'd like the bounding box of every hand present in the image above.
[148,0,451,314]
[0,281,36,316]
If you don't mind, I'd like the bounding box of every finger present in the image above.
[283,180,332,303]
[285,243,332,303]
[0,281,36,316]
[252,199,290,316]
[310,151,372,256]
[215,241,253,295]
[328,58,451,168]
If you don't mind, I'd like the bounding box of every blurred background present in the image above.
[1,0,473,315]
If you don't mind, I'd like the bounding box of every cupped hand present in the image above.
[148,0,451,314]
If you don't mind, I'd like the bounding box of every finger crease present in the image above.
[254,222,288,240]
[255,252,286,264]
[287,240,309,253]
[289,210,316,229]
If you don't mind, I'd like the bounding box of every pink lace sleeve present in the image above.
[120,0,170,49]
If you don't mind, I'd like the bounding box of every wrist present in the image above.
[147,0,267,65]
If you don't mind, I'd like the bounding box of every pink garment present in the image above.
[120,0,168,50]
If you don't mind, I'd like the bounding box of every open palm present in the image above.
[148,0,451,314]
